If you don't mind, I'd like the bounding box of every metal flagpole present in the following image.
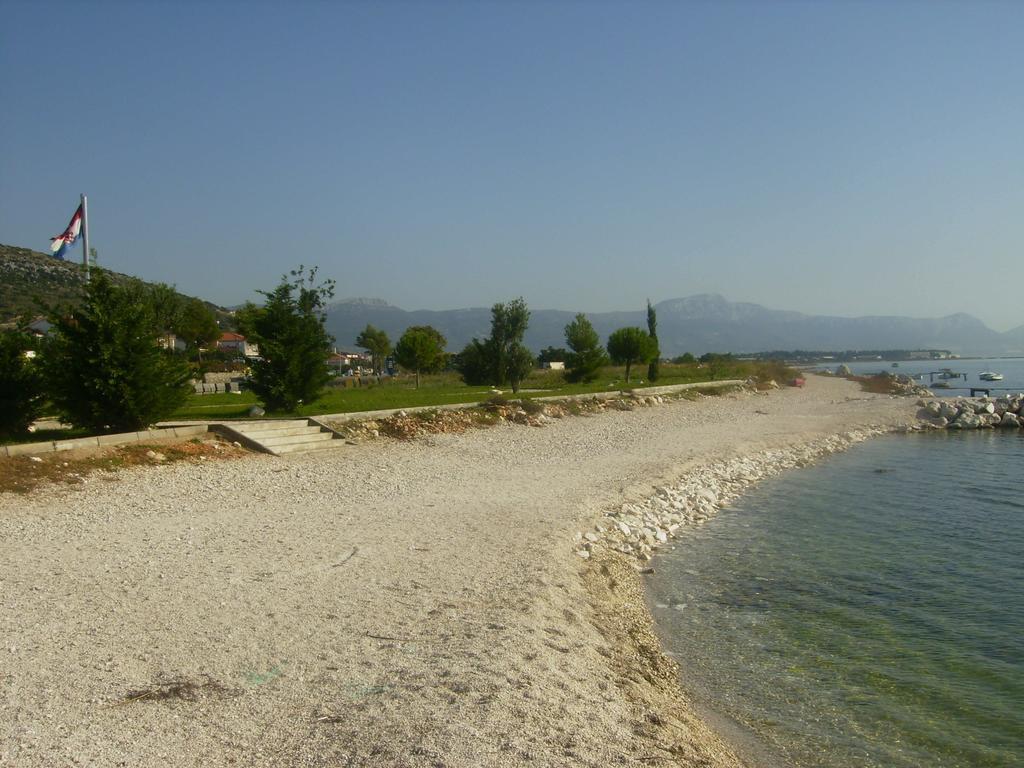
[81,193,90,281]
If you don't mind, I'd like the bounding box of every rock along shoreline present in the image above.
[577,426,894,564]
[573,387,1022,767]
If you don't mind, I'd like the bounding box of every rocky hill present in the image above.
[0,243,228,324]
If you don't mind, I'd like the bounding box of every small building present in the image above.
[541,361,565,370]
[159,334,187,352]
[217,332,259,357]
[328,350,370,371]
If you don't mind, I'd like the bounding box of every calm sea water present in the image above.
[648,431,1024,768]
[821,357,1024,394]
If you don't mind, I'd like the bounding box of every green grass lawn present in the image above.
[168,360,790,421]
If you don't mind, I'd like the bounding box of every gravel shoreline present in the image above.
[1,376,916,767]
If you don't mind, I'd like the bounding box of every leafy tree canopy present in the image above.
[355,324,392,378]
[237,266,335,413]
[537,346,568,365]
[454,339,491,386]
[606,326,656,384]
[0,326,44,438]
[394,325,447,388]
[176,297,221,350]
[564,313,608,383]
[40,271,193,432]
[455,298,532,391]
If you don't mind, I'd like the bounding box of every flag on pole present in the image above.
[50,204,84,260]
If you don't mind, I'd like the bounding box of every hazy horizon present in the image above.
[2,1,1022,331]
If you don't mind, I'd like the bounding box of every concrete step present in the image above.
[231,423,307,430]
[258,431,336,448]
[230,420,309,433]
[273,438,345,455]
[234,426,325,440]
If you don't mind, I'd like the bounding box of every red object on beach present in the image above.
[790,377,806,388]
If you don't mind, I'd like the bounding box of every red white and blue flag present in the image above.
[50,204,84,260]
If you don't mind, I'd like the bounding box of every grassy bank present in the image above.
[169,360,793,421]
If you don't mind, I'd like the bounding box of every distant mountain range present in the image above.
[325,295,1024,357]
[4,242,1021,355]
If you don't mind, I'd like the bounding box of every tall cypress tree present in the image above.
[647,300,661,381]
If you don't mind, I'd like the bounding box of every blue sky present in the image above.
[2,1,1022,329]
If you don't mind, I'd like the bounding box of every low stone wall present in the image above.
[3,425,209,458]
[916,394,1024,429]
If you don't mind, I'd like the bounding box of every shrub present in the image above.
[236,266,335,413]
[564,313,608,383]
[0,328,44,438]
[41,272,192,432]
[455,339,492,386]
[518,398,544,415]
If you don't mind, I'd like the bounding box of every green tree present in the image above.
[237,266,335,412]
[40,272,192,432]
[355,324,392,380]
[454,339,491,386]
[506,344,534,394]
[564,313,609,383]
[176,298,220,352]
[145,282,184,335]
[671,353,696,364]
[489,298,530,388]
[394,326,447,388]
[537,346,568,365]
[0,327,44,438]
[455,298,532,390]
[646,300,660,382]
[606,327,656,384]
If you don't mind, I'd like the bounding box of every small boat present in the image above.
[891,362,899,368]
[979,372,1004,381]
[933,381,952,389]
[939,369,959,379]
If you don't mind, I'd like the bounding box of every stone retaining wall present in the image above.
[3,425,209,458]
[316,379,745,424]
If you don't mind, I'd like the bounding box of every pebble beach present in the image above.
[1,376,917,767]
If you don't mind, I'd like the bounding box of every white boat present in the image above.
[979,371,1004,381]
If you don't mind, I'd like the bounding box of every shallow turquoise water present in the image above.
[648,431,1024,768]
